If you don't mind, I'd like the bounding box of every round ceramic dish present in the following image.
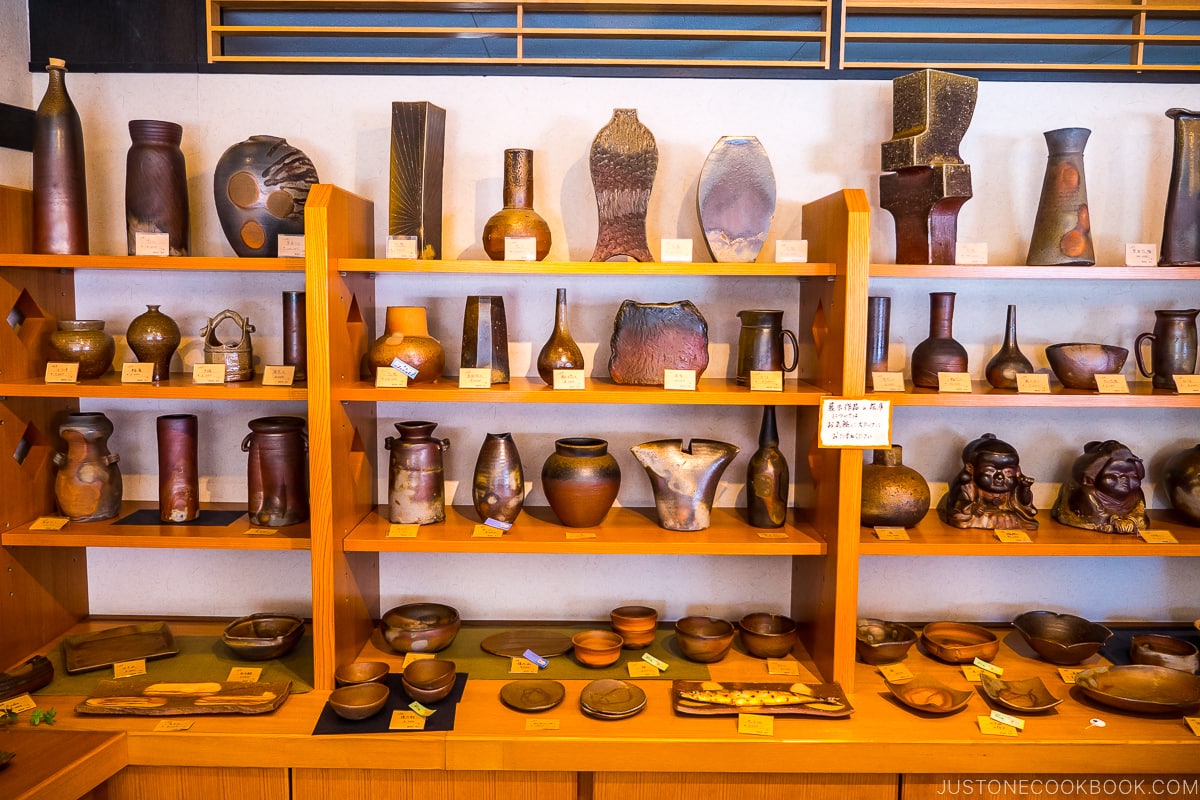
[1075,665,1200,714]
[1011,610,1112,665]
[580,678,647,719]
[221,613,305,661]
[855,619,918,665]
[920,622,1000,664]
[499,679,566,712]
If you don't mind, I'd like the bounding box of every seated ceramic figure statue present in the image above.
[1052,440,1148,535]
[938,433,1038,530]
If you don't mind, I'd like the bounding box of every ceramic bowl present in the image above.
[884,673,973,714]
[737,612,799,659]
[1130,634,1200,673]
[674,616,735,663]
[334,660,389,687]
[979,673,1064,713]
[380,602,461,653]
[1045,343,1129,390]
[920,621,1000,664]
[1012,610,1112,665]
[572,630,624,668]
[221,613,305,661]
[610,605,658,649]
[855,618,919,665]
[401,659,458,703]
[329,682,390,720]
[1076,665,1200,714]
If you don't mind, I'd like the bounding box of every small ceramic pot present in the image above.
[49,320,114,379]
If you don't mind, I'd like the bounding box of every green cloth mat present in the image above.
[430,626,712,680]
[35,635,314,696]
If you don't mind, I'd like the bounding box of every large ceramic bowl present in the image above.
[329,682,390,720]
[738,612,798,659]
[572,630,624,668]
[221,613,305,661]
[674,616,735,663]
[1075,665,1200,715]
[1130,634,1200,673]
[856,618,918,665]
[1011,610,1112,665]
[1045,343,1129,390]
[920,622,1000,664]
[380,602,461,653]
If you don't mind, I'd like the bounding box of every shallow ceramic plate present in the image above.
[499,679,566,713]
[76,679,291,715]
[580,678,647,717]
[480,630,573,659]
[885,674,973,715]
[1075,665,1200,715]
[63,622,178,674]
[980,673,1063,713]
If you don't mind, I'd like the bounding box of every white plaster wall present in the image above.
[4,8,1199,623]
[0,1,30,185]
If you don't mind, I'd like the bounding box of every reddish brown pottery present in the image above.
[242,416,308,527]
[473,432,525,524]
[33,58,88,255]
[126,119,189,256]
[482,148,550,261]
[542,437,621,528]
[126,304,181,382]
[911,291,968,388]
[363,306,444,384]
[157,413,199,522]
[536,288,585,384]
[385,421,450,525]
[54,412,122,522]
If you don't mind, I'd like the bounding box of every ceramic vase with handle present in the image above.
[735,309,797,386]
[385,421,450,525]
[1135,308,1199,391]
[243,416,308,527]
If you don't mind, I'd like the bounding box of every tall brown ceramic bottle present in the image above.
[746,406,789,528]
[536,288,584,383]
[33,58,88,255]
[482,149,551,261]
[911,291,968,388]
[985,305,1033,390]
[157,414,199,522]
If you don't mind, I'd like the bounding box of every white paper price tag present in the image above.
[775,240,808,263]
[955,242,988,265]
[660,238,693,262]
[387,235,419,259]
[504,236,537,261]
[278,234,306,257]
[1125,243,1158,266]
[134,231,170,256]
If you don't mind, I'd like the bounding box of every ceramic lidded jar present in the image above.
[860,445,931,528]
[49,320,114,379]
[541,437,621,528]
[126,304,181,382]
[363,306,444,384]
[385,421,450,525]
[482,148,551,261]
[54,412,122,521]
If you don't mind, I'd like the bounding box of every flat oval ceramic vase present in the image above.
[697,136,776,263]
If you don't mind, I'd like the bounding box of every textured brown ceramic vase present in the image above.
[54,412,122,522]
[157,413,199,522]
[363,306,444,383]
[911,291,968,388]
[746,406,788,528]
[242,416,308,527]
[861,445,931,528]
[49,320,114,379]
[482,148,550,261]
[590,109,656,262]
[385,421,450,525]
[33,58,88,255]
[536,288,585,384]
[126,119,189,256]
[126,304,181,382]
[473,432,524,524]
[541,437,621,528]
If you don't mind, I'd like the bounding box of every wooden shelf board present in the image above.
[213,24,827,41]
[0,729,126,800]
[0,254,303,271]
[0,374,307,401]
[337,258,837,277]
[871,264,1200,280]
[845,1,1200,15]
[345,505,826,555]
[337,376,828,405]
[866,381,1199,407]
[860,510,1200,556]
[1,502,311,550]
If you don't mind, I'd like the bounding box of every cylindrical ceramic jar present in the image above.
[54,412,122,521]
[385,421,450,525]
[541,437,621,528]
[49,320,114,379]
[242,416,308,527]
[157,413,199,522]
[126,119,189,256]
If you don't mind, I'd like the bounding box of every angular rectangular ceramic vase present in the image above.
[389,101,446,259]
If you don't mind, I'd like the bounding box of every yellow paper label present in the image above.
[960,665,983,682]
[121,362,155,383]
[261,365,295,386]
[228,667,262,682]
[663,369,697,390]
[509,657,540,674]
[0,694,36,714]
[192,363,226,384]
[472,524,504,538]
[388,524,420,538]
[552,369,586,390]
[1016,373,1051,394]
[871,372,906,392]
[978,716,1019,736]
[113,659,147,678]
[458,368,492,389]
[29,516,70,531]
[737,713,774,736]
[389,710,427,730]
[627,661,659,678]
[873,526,910,541]
[990,709,1025,730]
[1094,374,1130,393]
[878,663,914,683]
[1184,717,1200,737]
[565,530,597,540]
[244,527,278,536]
[402,652,434,668]
[1140,530,1179,544]
[994,529,1032,543]
[756,531,789,539]
[154,719,194,732]
[767,659,801,676]
[973,658,1003,676]
[134,231,170,256]
[1058,667,1085,684]
[526,718,561,731]
[937,372,973,393]
[1174,375,1200,393]
[749,370,784,391]
[409,701,436,717]
[641,653,669,671]
[375,368,408,388]
[45,361,79,383]
[503,236,537,261]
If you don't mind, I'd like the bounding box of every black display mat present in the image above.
[114,509,247,526]
[1099,626,1200,667]
[312,673,467,734]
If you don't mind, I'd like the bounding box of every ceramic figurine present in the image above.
[938,433,1037,530]
[1052,440,1147,535]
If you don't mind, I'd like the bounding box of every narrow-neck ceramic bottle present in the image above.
[33,58,88,255]
[985,304,1034,390]
[911,291,968,388]
[746,406,789,528]
[482,148,551,261]
[536,288,584,384]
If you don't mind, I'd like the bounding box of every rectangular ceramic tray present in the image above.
[75,679,291,715]
[62,622,179,674]
[671,680,854,718]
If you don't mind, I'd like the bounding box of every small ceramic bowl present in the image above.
[334,660,389,687]
[380,602,461,653]
[610,605,658,650]
[221,613,305,661]
[1130,634,1200,673]
[1011,610,1112,665]
[1045,343,1129,390]
[329,682,390,720]
[401,659,458,703]
[738,612,799,659]
[855,618,919,665]
[884,673,973,715]
[572,630,624,667]
[920,621,1000,664]
[674,616,735,663]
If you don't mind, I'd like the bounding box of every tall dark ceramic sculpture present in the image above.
[33,58,88,255]
[879,69,977,265]
[1052,440,1147,535]
[697,136,775,263]
[1160,108,1200,266]
[126,120,189,256]
[214,135,318,257]
[461,295,510,384]
[473,432,524,524]
[1027,128,1094,266]
[590,109,657,262]
[389,101,445,259]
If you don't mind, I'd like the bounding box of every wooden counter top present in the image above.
[0,729,126,800]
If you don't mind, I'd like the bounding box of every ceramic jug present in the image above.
[385,421,449,525]
[735,309,798,385]
[1135,308,1199,391]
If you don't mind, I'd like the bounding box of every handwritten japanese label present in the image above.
[818,398,891,448]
